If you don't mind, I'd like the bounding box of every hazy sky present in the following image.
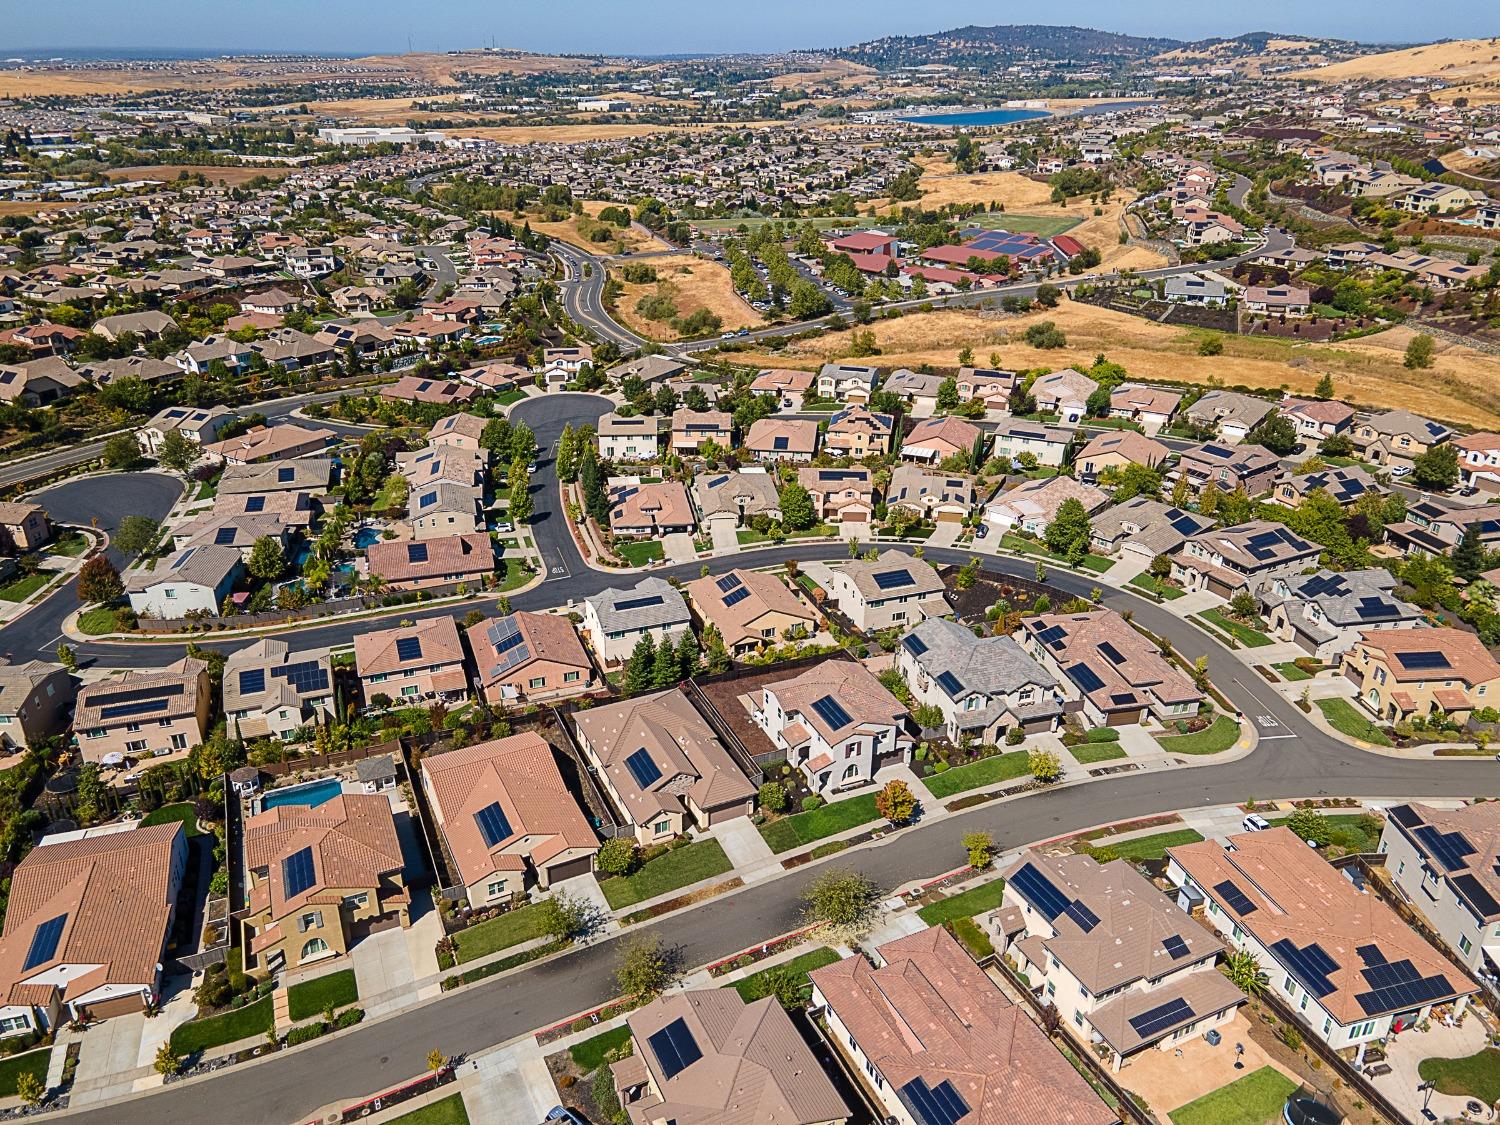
[6,1,1497,56]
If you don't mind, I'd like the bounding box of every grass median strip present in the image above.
[1127,572,1184,600]
[1315,697,1392,746]
[758,794,880,854]
[170,995,274,1056]
[287,968,358,1022]
[923,751,1030,799]
[729,947,840,1004]
[601,839,733,910]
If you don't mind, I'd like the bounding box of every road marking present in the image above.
[1258,734,1299,741]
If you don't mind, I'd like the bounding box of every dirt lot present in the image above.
[105,164,294,185]
[733,303,1500,428]
[526,201,672,255]
[609,255,761,340]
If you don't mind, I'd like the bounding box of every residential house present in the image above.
[125,544,241,619]
[880,369,946,415]
[0,660,75,752]
[540,345,592,383]
[984,476,1108,536]
[1183,391,1275,443]
[1279,398,1355,443]
[989,419,1074,468]
[201,424,335,465]
[1394,182,1479,214]
[685,569,817,657]
[823,406,894,459]
[692,470,780,531]
[90,309,177,342]
[1243,286,1312,316]
[366,533,493,592]
[596,413,661,463]
[1030,369,1099,426]
[1355,410,1452,469]
[172,334,252,377]
[378,376,479,407]
[1073,431,1170,485]
[409,480,483,539]
[750,367,815,411]
[1089,498,1214,562]
[1385,497,1500,558]
[1163,274,1230,305]
[1171,521,1320,597]
[427,411,489,454]
[1175,442,1280,497]
[607,354,688,385]
[222,640,334,741]
[824,549,950,632]
[897,617,1061,743]
[136,405,237,456]
[582,578,691,666]
[74,658,211,763]
[885,465,974,523]
[1342,627,1500,724]
[745,418,819,463]
[669,409,732,456]
[0,358,85,406]
[354,617,467,705]
[799,466,875,525]
[954,366,1017,413]
[218,458,333,496]
[816,362,878,403]
[901,415,981,465]
[467,612,595,705]
[1263,569,1424,661]
[1455,433,1500,495]
[0,502,50,554]
[1272,465,1380,508]
[609,480,695,538]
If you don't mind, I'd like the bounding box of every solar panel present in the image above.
[1110,692,1138,706]
[1271,939,1338,998]
[395,636,423,661]
[406,543,429,563]
[92,682,185,707]
[419,491,437,509]
[614,595,665,613]
[811,695,852,730]
[722,586,749,607]
[1098,641,1126,665]
[1388,805,1421,829]
[278,467,295,482]
[238,668,267,696]
[272,660,330,694]
[705,475,729,489]
[1128,997,1195,1040]
[493,629,526,656]
[474,801,513,847]
[1036,624,1067,647]
[772,436,789,450]
[282,846,316,897]
[1163,935,1191,959]
[935,670,964,697]
[1213,878,1257,916]
[903,634,928,657]
[1354,973,1456,1016]
[99,697,171,720]
[22,915,67,971]
[214,526,238,545]
[716,573,742,592]
[872,568,916,591]
[1064,900,1101,933]
[1066,663,1106,693]
[1395,650,1451,672]
[1452,873,1500,918]
[901,1077,970,1125]
[1010,863,1070,921]
[1415,826,1475,872]
[1355,598,1392,620]
[1362,958,1419,989]
[646,1018,701,1080]
[245,495,266,513]
[625,748,663,789]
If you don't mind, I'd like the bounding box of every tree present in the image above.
[78,556,123,604]
[1410,443,1459,491]
[911,702,944,731]
[1314,373,1335,400]
[616,932,673,999]
[1285,806,1327,844]
[1404,333,1436,370]
[114,515,160,555]
[1224,948,1267,997]
[802,868,880,939]
[952,133,980,174]
[703,622,730,673]
[156,429,199,474]
[153,1043,183,1079]
[936,377,960,412]
[1043,497,1092,563]
[1149,553,1172,580]
[1035,283,1060,308]
[624,633,655,694]
[1028,747,1062,784]
[875,779,917,826]
[426,1049,447,1074]
[1229,591,1259,619]
[650,635,679,689]
[1109,463,1162,502]
[56,642,77,672]
[508,462,533,525]
[758,780,789,813]
[247,536,286,582]
[596,837,639,877]
[103,433,143,470]
[1247,411,1298,456]
[778,481,815,531]
[963,830,995,869]
[1452,523,1488,582]
[676,629,700,677]
[534,891,587,943]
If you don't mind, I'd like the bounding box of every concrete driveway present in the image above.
[662,532,697,564]
[460,1039,556,1123]
[708,519,740,555]
[926,522,965,549]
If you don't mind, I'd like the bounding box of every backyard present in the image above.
[1315,697,1392,746]
[1419,1048,1500,1105]
[758,793,880,853]
[601,839,733,909]
[1169,1065,1298,1125]
[922,750,1031,798]
[141,801,203,836]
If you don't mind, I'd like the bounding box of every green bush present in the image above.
[596,837,639,877]
[1085,728,1121,743]
[932,760,950,773]
[285,1022,327,1046]
[1005,727,1025,746]
[800,795,824,812]
[758,781,788,813]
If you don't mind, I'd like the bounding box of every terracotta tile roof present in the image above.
[745,418,818,456]
[762,659,906,742]
[75,657,206,730]
[366,533,493,583]
[467,612,592,691]
[1356,627,1500,686]
[243,793,403,922]
[903,415,982,455]
[427,412,488,443]
[354,616,465,678]
[684,569,814,649]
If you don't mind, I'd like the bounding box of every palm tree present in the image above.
[1225,948,1267,998]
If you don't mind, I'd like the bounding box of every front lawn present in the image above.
[922,751,1031,799]
[1316,697,1392,746]
[999,533,1112,573]
[758,794,880,854]
[1088,828,1205,862]
[1195,609,1273,648]
[141,801,203,836]
[1156,716,1241,756]
[495,557,529,591]
[0,572,50,602]
[1128,572,1185,601]
[569,1025,633,1073]
[287,968,358,1021]
[391,1094,470,1125]
[170,995,274,1055]
[452,900,553,964]
[494,389,527,407]
[47,532,89,558]
[1068,741,1127,764]
[0,1047,50,1098]
[1419,1048,1500,1105]
[730,947,841,1004]
[77,606,122,635]
[601,839,733,909]
[1272,661,1312,681]
[1270,812,1383,853]
[1169,1066,1298,1125]
[918,878,1006,925]
[616,539,663,566]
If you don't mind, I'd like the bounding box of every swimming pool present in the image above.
[354,528,381,549]
[260,777,344,810]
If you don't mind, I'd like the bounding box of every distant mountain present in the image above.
[833,24,1182,70]
[1157,30,1371,64]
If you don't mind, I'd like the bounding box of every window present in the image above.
[300,937,329,960]
[1046,981,1056,997]
[1397,861,1405,875]
[298,911,322,933]
[528,677,546,690]
[171,734,187,750]
[1460,935,1473,955]
[126,740,147,753]
[346,892,368,909]
[841,764,859,780]
[485,880,505,899]
[401,685,419,696]
[653,820,670,836]
[563,671,580,683]
[0,1015,30,1034]
[1073,1011,1085,1027]
[1323,1017,1332,1036]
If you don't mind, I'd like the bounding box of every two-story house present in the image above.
[897,617,1061,743]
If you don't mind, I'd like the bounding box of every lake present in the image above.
[897,107,1050,127]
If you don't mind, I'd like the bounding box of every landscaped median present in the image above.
[1193,607,1274,648]
[1154,714,1243,756]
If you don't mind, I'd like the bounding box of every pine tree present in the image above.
[624,634,655,695]
[676,630,700,678]
[651,636,679,689]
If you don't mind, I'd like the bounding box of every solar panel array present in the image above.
[811,695,852,730]
[395,636,424,662]
[481,618,532,678]
[900,1077,970,1125]
[245,496,266,512]
[625,748,663,789]
[1271,939,1338,998]
[1066,663,1106,693]
[272,660,331,695]
[1163,934,1191,959]
[614,595,665,613]
[475,801,513,847]
[722,586,749,607]
[1036,624,1068,648]
[419,491,437,509]
[1452,873,1500,918]
[646,1018,701,1080]
[277,467,295,483]
[214,526,238,545]
[99,697,172,721]
[1394,650,1451,672]
[282,846,316,897]
[1355,971,1455,1016]
[1098,641,1126,665]
[1064,900,1101,934]
[1354,597,1393,620]
[903,634,928,657]
[1414,825,1475,872]
[1009,863,1070,921]
[1389,805,1421,829]
[716,573,742,593]
[935,670,964,697]
[1128,997,1195,1040]
[22,914,67,971]
[872,569,915,591]
[92,682,185,708]
[407,543,429,563]
[239,668,267,696]
[1213,878,1258,915]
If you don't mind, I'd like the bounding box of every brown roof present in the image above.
[422,733,598,887]
[763,658,906,740]
[1385,802,1500,922]
[745,418,819,456]
[1356,627,1500,686]
[467,612,592,690]
[903,415,982,455]
[366,533,493,583]
[1075,429,1170,468]
[1022,610,1200,713]
[354,616,465,678]
[684,569,815,649]
[810,928,1116,1125]
[609,480,695,531]
[428,412,489,443]
[75,657,206,730]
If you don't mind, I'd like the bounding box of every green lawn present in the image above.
[390,1094,470,1125]
[1068,741,1128,764]
[496,556,529,591]
[373,474,409,511]
[1272,661,1313,681]
[1316,697,1392,746]
[758,794,881,853]
[601,839,733,909]
[951,915,994,959]
[141,802,203,837]
[77,606,121,635]
[1128,572,1185,601]
[453,900,553,964]
[1419,1048,1500,1105]
[195,475,220,500]
[1156,715,1242,756]
[287,968,358,1022]
[0,1047,50,1098]
[1089,828,1205,862]
[922,751,1031,799]
[1196,609,1273,648]
[918,878,1006,925]
[493,389,527,406]
[569,1025,633,1073]
[1170,1066,1298,1125]
[0,572,50,602]
[1269,812,1382,853]
[616,539,664,566]
[47,532,89,557]
[963,212,1081,237]
[730,947,841,1004]
[999,533,1113,573]
[170,996,274,1055]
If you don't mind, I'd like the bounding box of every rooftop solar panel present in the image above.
[419,491,437,509]
[277,467,295,482]
[1064,900,1101,933]
[475,801,513,848]
[272,660,330,695]
[1010,863,1070,921]
[1395,650,1451,672]
[1271,939,1338,998]
[238,668,267,696]
[22,915,66,971]
[1452,873,1500,918]
[99,697,171,721]
[1163,934,1191,959]
[394,636,423,662]
[872,569,915,591]
[1415,825,1475,872]
[244,495,266,513]
[214,526,238,545]
[1066,663,1106,694]
[1354,972,1456,1016]
[407,543,429,563]
[1128,997,1195,1040]
[722,586,749,607]
[935,670,964,697]
[902,634,928,657]
[811,695,853,730]
[1213,878,1257,915]
[716,573,742,593]
[614,595,665,613]
[1098,641,1126,665]
[1361,958,1420,990]
[1388,805,1421,829]
[900,1077,970,1125]
[282,846,316,898]
[624,748,663,789]
[646,1018,701,1081]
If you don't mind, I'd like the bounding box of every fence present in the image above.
[134,581,483,634]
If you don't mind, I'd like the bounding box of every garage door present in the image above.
[1106,710,1142,728]
[548,855,594,883]
[936,510,964,523]
[82,993,146,1020]
[842,510,869,523]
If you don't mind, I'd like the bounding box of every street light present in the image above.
[1418,1079,1436,1121]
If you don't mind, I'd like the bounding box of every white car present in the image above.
[1242,813,1272,832]
[1389,464,1413,478]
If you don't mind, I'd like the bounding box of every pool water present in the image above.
[354,528,381,549]
[261,778,344,810]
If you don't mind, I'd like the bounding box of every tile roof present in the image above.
[684,569,815,649]
[366,532,493,582]
[354,616,465,678]
[762,658,906,742]
[244,793,404,922]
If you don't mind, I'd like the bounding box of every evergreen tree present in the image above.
[651,636,679,689]
[676,630,700,678]
[624,634,655,695]
[1452,523,1487,581]
[508,460,533,524]
[703,623,731,673]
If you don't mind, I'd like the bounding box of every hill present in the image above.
[1294,37,1500,88]
[835,24,1180,71]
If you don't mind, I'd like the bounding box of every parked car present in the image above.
[1242,813,1271,832]
[1389,465,1412,478]
[546,1108,589,1125]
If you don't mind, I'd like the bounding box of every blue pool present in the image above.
[354,528,381,549]
[261,778,343,810]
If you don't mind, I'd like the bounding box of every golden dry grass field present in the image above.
[1296,37,1500,102]
[523,201,672,255]
[104,164,294,185]
[609,255,761,341]
[731,304,1500,429]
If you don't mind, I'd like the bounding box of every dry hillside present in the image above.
[1296,37,1500,85]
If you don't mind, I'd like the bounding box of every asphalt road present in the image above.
[552,242,644,350]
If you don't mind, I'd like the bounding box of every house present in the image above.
[169,509,289,559]
[990,850,1243,1071]
[74,658,211,763]
[1355,410,1452,468]
[816,362,878,403]
[408,480,483,539]
[1183,391,1275,443]
[989,419,1074,468]
[1243,286,1311,316]
[467,612,595,705]
[366,533,493,591]
[1272,465,1380,508]
[172,334,253,377]
[1021,610,1201,727]
[901,415,982,464]
[609,480,695,539]
[573,689,754,844]
[896,618,1061,743]
[1394,182,1479,214]
[427,412,489,453]
[0,502,50,554]
[1379,802,1500,981]
[125,544,242,619]
[607,354,688,385]
[1167,828,1477,1050]
[0,822,188,1036]
[885,465,974,523]
[91,309,177,342]
[596,413,661,463]
[251,328,335,371]
[1074,431,1170,484]
[1279,398,1355,443]
[74,355,182,388]
[1089,498,1213,561]
[750,367,815,411]
[669,409,732,456]
[955,366,1016,413]
[1163,274,1230,305]
[540,345,593,382]
[1342,627,1500,724]
[1383,497,1500,558]
[354,617,468,705]
[239,287,303,317]
[754,658,909,795]
[1030,369,1099,426]
[218,458,333,496]
[824,549,949,632]
[745,418,819,463]
[422,733,599,905]
[799,466,875,525]
[880,369,946,415]
[241,794,409,974]
[685,569,817,658]
[984,476,1108,536]
[137,405,237,456]
[610,988,850,1125]
[1263,569,1424,660]
[0,357,85,406]
[1175,442,1280,497]
[823,406,894,458]
[1455,432,1500,494]
[809,928,1118,1125]
[396,446,486,492]
[1172,521,1320,597]
[582,578,691,666]
[201,424,335,465]
[223,640,335,741]
[378,376,479,407]
[0,660,75,751]
[692,470,780,530]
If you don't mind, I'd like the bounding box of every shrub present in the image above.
[285,1022,327,1047]
[596,837,639,877]
[758,781,788,813]
[1005,727,1025,746]
[800,795,824,812]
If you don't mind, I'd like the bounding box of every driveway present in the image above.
[708,519,740,555]
[926,522,965,549]
[662,532,697,565]
[459,1039,556,1123]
